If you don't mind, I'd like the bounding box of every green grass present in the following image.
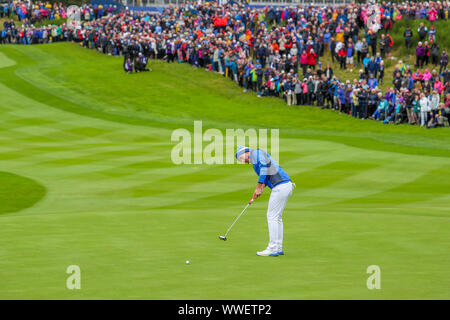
[0,43,449,299]
[0,15,17,25]
[33,18,67,27]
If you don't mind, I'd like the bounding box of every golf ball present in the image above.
[186,260,190,265]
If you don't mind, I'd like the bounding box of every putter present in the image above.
[219,198,254,241]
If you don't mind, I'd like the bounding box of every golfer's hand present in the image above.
[252,190,261,200]
[252,183,265,201]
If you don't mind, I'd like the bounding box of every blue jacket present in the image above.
[368,78,378,89]
[363,57,371,68]
[338,87,346,102]
[244,64,252,77]
[283,81,292,91]
[347,46,354,57]
[367,61,377,72]
[250,149,291,189]
[374,57,382,70]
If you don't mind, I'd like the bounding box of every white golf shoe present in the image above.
[256,249,279,257]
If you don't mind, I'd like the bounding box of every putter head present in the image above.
[219,236,227,241]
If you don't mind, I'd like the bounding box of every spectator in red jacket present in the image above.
[338,45,347,69]
[307,49,317,70]
[382,16,393,32]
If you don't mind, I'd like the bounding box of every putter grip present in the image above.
[249,198,254,205]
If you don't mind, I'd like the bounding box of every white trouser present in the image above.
[267,181,295,251]
[421,111,427,126]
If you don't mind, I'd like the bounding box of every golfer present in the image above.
[236,145,295,257]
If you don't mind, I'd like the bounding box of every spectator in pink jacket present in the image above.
[300,50,308,74]
[434,79,444,94]
[422,68,432,81]
[428,7,437,22]
[301,79,308,104]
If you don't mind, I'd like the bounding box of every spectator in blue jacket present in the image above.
[367,57,377,76]
[368,74,378,89]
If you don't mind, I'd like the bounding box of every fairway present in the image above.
[0,43,449,299]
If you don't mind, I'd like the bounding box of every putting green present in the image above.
[0,43,448,299]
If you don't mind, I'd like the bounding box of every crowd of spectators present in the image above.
[1,1,68,23]
[0,1,115,44]
[1,1,450,128]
